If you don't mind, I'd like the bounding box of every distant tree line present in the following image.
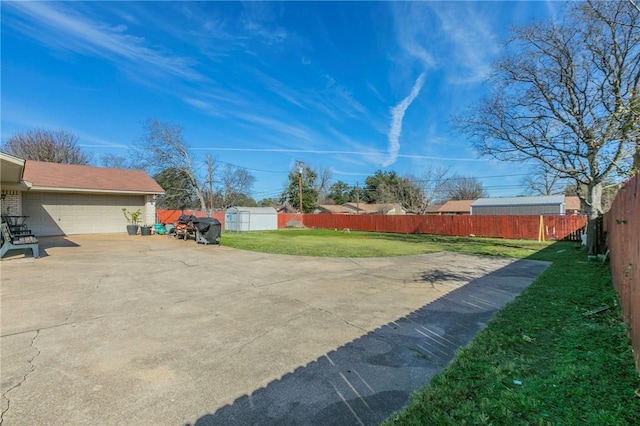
[279,166,489,214]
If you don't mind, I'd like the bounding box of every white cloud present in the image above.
[384,73,426,167]
[3,2,204,83]
[240,1,289,45]
[232,112,314,143]
[391,3,436,69]
[432,4,501,84]
[398,154,489,162]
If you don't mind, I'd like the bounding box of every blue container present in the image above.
[154,223,167,235]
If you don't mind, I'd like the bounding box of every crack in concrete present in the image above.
[1,315,107,338]
[345,257,364,268]
[249,278,296,288]
[178,260,198,267]
[291,298,368,334]
[1,330,41,425]
[232,310,312,355]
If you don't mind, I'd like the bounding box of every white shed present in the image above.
[225,207,278,231]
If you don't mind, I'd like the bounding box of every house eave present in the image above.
[0,181,32,191]
[28,186,165,195]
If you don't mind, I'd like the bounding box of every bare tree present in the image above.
[313,166,333,204]
[455,0,639,254]
[2,128,92,164]
[441,176,487,201]
[394,175,427,214]
[101,153,135,169]
[421,166,450,206]
[136,119,207,210]
[522,164,567,196]
[215,164,256,209]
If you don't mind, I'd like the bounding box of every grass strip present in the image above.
[384,243,639,425]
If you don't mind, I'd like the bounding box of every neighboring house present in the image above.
[438,200,475,215]
[470,195,580,215]
[424,204,443,215]
[0,153,164,236]
[343,203,406,215]
[315,204,354,214]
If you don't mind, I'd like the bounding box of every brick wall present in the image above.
[1,191,22,215]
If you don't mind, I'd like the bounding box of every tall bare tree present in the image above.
[390,175,420,213]
[440,176,487,201]
[101,153,135,169]
[522,163,567,196]
[215,164,256,209]
[136,119,207,210]
[455,0,640,254]
[2,128,92,164]
[420,166,450,206]
[314,166,334,204]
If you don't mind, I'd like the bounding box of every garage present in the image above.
[23,192,146,236]
[1,158,165,237]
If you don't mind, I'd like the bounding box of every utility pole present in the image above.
[296,160,304,216]
[356,181,360,215]
[207,156,214,218]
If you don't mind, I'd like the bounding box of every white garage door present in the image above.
[23,192,146,236]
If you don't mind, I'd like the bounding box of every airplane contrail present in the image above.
[383,73,426,167]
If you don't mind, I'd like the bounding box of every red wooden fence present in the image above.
[157,210,587,241]
[278,213,302,229]
[604,171,640,371]
[300,214,587,241]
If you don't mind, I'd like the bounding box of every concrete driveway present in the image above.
[0,234,549,425]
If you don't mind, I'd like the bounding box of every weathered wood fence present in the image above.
[295,214,586,241]
[604,171,640,371]
[158,210,586,242]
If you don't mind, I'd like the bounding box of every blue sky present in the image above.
[1,1,560,201]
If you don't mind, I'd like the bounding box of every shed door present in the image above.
[22,192,145,236]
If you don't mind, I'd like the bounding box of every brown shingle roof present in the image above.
[424,204,443,213]
[23,160,164,194]
[343,202,405,214]
[438,200,475,213]
[316,204,353,214]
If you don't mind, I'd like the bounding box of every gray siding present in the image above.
[472,205,562,215]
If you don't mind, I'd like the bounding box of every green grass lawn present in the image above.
[221,228,549,258]
[221,229,639,424]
